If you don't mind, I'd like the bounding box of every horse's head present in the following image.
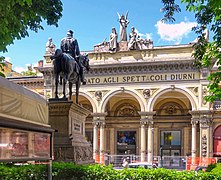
[50,49,63,60]
[80,53,90,71]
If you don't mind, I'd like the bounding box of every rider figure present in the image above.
[60,30,86,85]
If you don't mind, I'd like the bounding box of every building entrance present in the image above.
[160,130,181,156]
[117,131,136,155]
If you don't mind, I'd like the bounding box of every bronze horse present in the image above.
[51,49,90,104]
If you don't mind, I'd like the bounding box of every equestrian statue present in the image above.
[51,49,90,104]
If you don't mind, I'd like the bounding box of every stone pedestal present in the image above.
[119,41,128,51]
[49,100,94,164]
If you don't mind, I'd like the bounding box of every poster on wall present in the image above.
[0,128,51,161]
[34,133,50,158]
[11,131,28,157]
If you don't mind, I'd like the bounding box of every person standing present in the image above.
[122,158,129,168]
[60,30,86,85]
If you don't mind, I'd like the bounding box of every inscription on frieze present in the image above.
[86,72,199,85]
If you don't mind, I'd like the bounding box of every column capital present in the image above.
[200,111,213,128]
[100,122,105,128]
[92,121,99,128]
[91,112,107,118]
[93,149,99,153]
[92,121,105,127]
[140,121,148,126]
[191,119,198,126]
[189,110,213,117]
[92,112,107,125]
[139,111,156,123]
[200,118,213,128]
[189,110,213,128]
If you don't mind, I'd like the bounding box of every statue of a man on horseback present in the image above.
[50,29,90,104]
[60,30,86,85]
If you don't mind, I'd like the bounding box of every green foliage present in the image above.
[211,163,221,174]
[161,0,181,22]
[0,56,5,77]
[0,163,47,179]
[0,0,63,52]
[162,0,221,102]
[206,163,217,172]
[21,70,37,76]
[1,162,221,180]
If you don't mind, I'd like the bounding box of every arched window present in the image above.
[214,125,221,156]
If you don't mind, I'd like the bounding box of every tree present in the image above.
[0,0,63,77]
[0,57,5,77]
[21,70,37,76]
[161,0,221,102]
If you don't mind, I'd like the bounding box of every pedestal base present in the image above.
[49,101,94,164]
[119,41,128,51]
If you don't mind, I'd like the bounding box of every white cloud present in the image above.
[4,57,11,62]
[14,66,27,73]
[134,28,152,40]
[13,61,41,73]
[155,19,197,44]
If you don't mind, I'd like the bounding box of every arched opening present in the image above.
[105,92,141,155]
[153,91,192,158]
[214,125,221,157]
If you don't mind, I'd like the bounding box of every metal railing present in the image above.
[104,154,187,170]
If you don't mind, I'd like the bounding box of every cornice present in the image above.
[88,60,198,76]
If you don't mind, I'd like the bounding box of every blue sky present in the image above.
[1,0,197,72]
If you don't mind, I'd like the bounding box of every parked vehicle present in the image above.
[195,166,207,172]
[128,162,158,169]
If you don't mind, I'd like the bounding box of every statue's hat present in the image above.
[67,30,73,35]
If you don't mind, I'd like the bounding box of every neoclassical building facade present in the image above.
[36,43,221,165]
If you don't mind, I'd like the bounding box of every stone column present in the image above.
[100,122,105,164]
[191,120,198,158]
[183,127,190,156]
[109,128,115,155]
[92,113,107,164]
[147,123,154,163]
[199,110,213,157]
[139,111,155,164]
[189,110,200,167]
[92,121,99,163]
[140,122,147,162]
[189,111,199,157]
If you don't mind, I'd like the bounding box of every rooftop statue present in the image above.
[93,13,153,53]
[137,36,153,49]
[94,38,109,53]
[117,11,129,42]
[109,27,118,52]
[46,37,56,54]
[190,28,209,44]
[128,26,138,50]
[128,27,154,50]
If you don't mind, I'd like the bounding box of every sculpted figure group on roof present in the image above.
[94,11,153,53]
